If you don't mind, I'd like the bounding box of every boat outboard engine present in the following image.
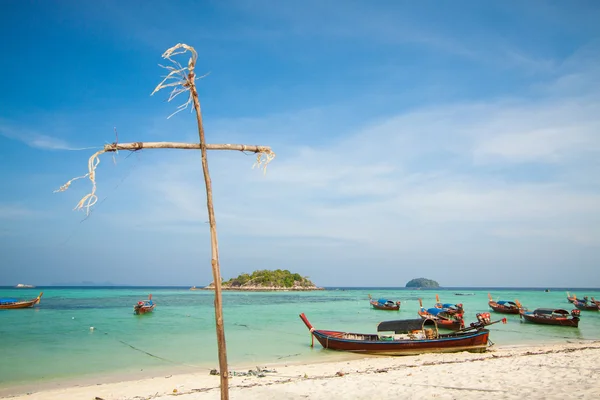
[476,312,491,325]
[571,309,581,318]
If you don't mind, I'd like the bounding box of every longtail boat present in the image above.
[0,292,43,310]
[573,299,600,311]
[520,308,580,327]
[433,294,463,315]
[567,294,599,311]
[299,312,505,356]
[487,293,523,314]
[418,299,464,330]
[368,294,400,311]
[133,294,156,315]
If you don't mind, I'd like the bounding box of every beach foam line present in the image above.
[3,341,600,399]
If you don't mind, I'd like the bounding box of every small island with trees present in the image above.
[195,269,324,291]
[405,278,440,288]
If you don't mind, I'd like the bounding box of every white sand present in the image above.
[4,341,600,400]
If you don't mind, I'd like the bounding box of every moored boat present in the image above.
[133,294,156,315]
[573,299,600,311]
[0,292,43,310]
[368,294,400,311]
[487,293,523,314]
[433,294,463,315]
[418,299,464,330]
[566,292,577,303]
[298,312,505,356]
[520,308,580,327]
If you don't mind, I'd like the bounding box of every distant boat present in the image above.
[298,312,506,356]
[454,293,474,296]
[573,299,600,311]
[417,299,464,330]
[0,292,43,309]
[567,294,599,311]
[487,293,523,314]
[133,294,156,315]
[520,308,580,327]
[433,294,464,315]
[368,294,400,311]
[15,283,35,288]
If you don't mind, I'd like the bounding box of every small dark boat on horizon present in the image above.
[368,294,400,311]
[299,312,506,356]
[0,292,43,310]
[488,293,523,314]
[520,308,580,327]
[134,294,156,315]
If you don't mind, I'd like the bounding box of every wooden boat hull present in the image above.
[370,300,400,311]
[299,314,489,355]
[0,292,43,310]
[574,302,600,311]
[520,312,579,327]
[488,302,520,314]
[134,304,156,315]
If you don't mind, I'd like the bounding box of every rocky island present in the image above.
[194,269,324,291]
[405,278,440,288]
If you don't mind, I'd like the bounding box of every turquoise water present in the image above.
[1,287,599,390]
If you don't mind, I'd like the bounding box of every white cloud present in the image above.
[0,120,88,151]
[52,44,600,286]
[97,88,600,256]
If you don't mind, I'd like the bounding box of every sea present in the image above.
[1,286,599,392]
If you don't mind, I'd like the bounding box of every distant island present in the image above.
[196,269,324,291]
[406,278,440,288]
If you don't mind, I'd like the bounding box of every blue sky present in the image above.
[1,0,599,287]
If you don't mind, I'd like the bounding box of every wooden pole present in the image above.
[188,66,230,399]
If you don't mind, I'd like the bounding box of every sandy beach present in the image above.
[4,341,600,400]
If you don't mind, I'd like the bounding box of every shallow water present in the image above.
[1,286,599,388]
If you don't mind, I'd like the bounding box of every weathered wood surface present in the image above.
[103,142,272,153]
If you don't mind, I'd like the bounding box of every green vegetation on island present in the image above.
[201,269,323,291]
[405,278,440,288]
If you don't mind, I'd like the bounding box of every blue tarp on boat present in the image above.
[0,298,18,304]
[378,298,390,305]
[426,308,445,315]
[497,301,516,306]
